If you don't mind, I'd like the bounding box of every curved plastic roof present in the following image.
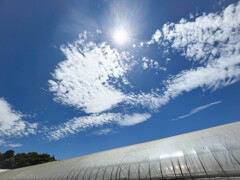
[1,121,240,180]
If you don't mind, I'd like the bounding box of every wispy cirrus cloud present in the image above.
[46,113,151,140]
[47,113,119,140]
[131,1,240,110]
[46,31,155,140]
[161,2,240,64]
[92,128,116,136]
[117,113,151,126]
[47,32,153,140]
[172,101,222,121]
[0,139,22,148]
[7,143,22,148]
[0,98,38,139]
[46,2,240,141]
[0,139,5,146]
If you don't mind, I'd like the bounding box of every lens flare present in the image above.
[113,29,129,45]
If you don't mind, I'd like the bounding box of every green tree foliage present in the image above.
[3,150,14,159]
[0,150,56,169]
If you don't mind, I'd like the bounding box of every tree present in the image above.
[14,153,29,168]
[1,158,15,169]
[0,150,56,169]
[3,150,14,159]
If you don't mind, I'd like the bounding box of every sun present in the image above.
[113,28,129,45]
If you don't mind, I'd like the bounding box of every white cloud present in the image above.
[46,2,240,141]
[142,61,148,69]
[163,55,240,96]
[141,57,166,71]
[130,2,240,110]
[96,29,101,34]
[147,29,162,45]
[0,139,5,146]
[189,13,194,19]
[46,113,151,140]
[46,113,117,140]
[152,30,162,42]
[47,33,155,140]
[0,140,23,147]
[130,55,240,111]
[0,98,38,138]
[49,33,132,114]
[159,2,240,102]
[142,57,160,70]
[92,128,115,136]
[159,67,167,71]
[7,143,22,148]
[162,2,240,64]
[116,113,151,126]
[166,58,171,63]
[172,101,222,120]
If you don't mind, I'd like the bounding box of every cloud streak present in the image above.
[46,113,151,140]
[46,2,240,141]
[0,98,38,138]
[172,101,222,121]
[0,139,22,148]
[7,143,23,148]
[161,2,240,64]
[131,1,240,111]
[92,128,115,136]
[117,113,151,126]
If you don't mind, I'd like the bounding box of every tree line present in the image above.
[0,150,56,169]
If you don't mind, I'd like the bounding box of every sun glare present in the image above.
[113,29,129,45]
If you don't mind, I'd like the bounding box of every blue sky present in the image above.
[0,0,240,160]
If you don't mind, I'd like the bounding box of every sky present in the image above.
[0,0,240,160]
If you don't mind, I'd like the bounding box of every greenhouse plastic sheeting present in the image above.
[0,121,240,180]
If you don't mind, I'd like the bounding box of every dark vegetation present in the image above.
[0,150,56,169]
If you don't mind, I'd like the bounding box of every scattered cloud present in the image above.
[162,1,240,64]
[46,2,240,141]
[163,55,240,96]
[92,128,115,136]
[189,13,194,19]
[142,57,161,70]
[0,98,38,138]
[96,29,101,34]
[0,139,22,148]
[159,2,240,104]
[0,139,5,146]
[46,113,151,140]
[49,33,133,114]
[147,29,162,45]
[159,67,167,71]
[7,143,22,148]
[172,101,222,120]
[166,58,171,63]
[116,113,151,126]
[130,2,240,111]
[46,113,117,140]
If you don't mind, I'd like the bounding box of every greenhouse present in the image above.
[1,121,240,180]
